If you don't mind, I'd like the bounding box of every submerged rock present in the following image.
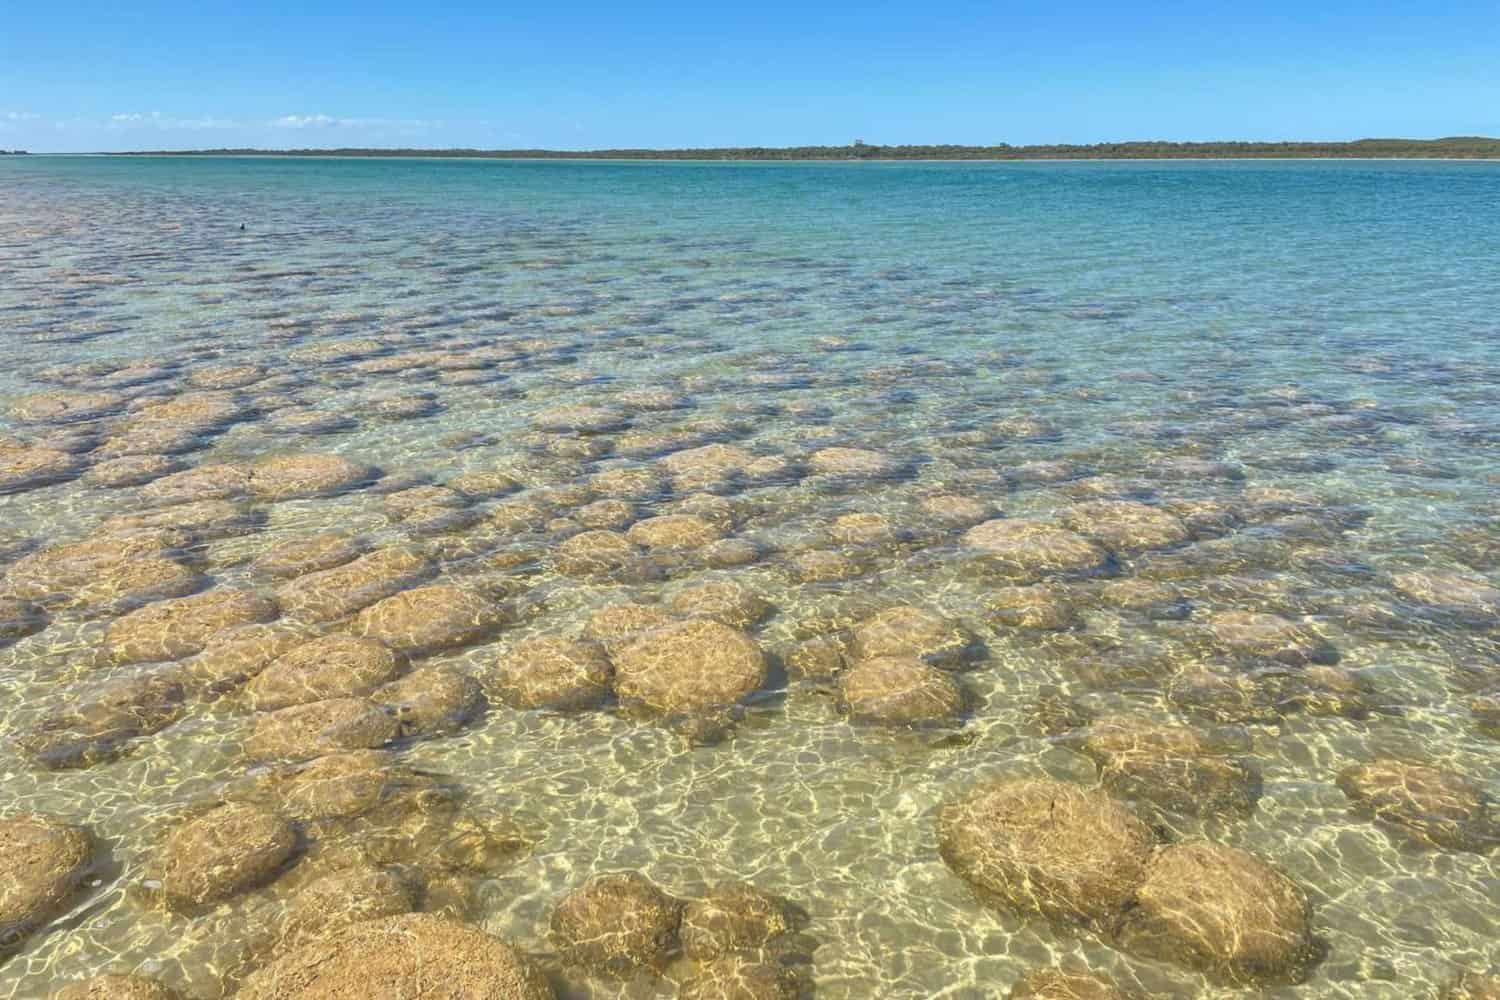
[267,749,428,822]
[1392,570,1500,620]
[82,454,181,489]
[149,803,296,909]
[248,452,375,500]
[51,974,184,1000]
[612,620,767,717]
[551,871,682,973]
[0,441,81,494]
[679,956,798,1000]
[1336,759,1500,853]
[277,865,420,947]
[582,603,678,644]
[850,606,976,667]
[1116,842,1317,984]
[937,779,1154,931]
[251,533,364,579]
[1007,969,1133,1000]
[353,585,508,656]
[0,815,94,951]
[237,913,555,999]
[489,636,614,710]
[245,635,405,710]
[1445,972,1500,1000]
[680,883,792,960]
[105,589,278,664]
[245,698,400,761]
[555,530,659,581]
[962,519,1110,581]
[181,623,306,696]
[374,667,485,735]
[1061,500,1191,554]
[19,670,187,769]
[669,578,771,628]
[808,446,902,480]
[4,536,203,614]
[840,656,963,725]
[627,513,725,550]
[0,596,48,644]
[1207,610,1338,665]
[275,547,431,623]
[1080,716,1259,817]
[984,585,1079,631]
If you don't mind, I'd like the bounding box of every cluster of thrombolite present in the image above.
[549,871,808,999]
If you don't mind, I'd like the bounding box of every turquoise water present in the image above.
[1,156,1498,998]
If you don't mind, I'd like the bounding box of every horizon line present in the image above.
[6,136,1500,159]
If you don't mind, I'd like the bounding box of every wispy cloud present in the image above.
[271,113,437,131]
[3,111,40,121]
[109,111,236,129]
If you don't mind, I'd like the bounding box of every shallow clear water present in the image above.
[1,156,1498,998]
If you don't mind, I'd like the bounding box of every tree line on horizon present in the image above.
[112,137,1500,160]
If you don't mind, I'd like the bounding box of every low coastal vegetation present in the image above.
[118,137,1500,159]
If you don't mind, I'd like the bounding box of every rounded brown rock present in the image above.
[105,589,278,664]
[1115,841,1317,984]
[962,519,1110,580]
[669,579,771,628]
[0,815,94,951]
[251,534,365,579]
[551,871,682,973]
[83,454,181,489]
[1007,968,1132,1000]
[612,620,767,715]
[150,803,296,908]
[274,547,431,623]
[353,584,507,656]
[237,912,555,999]
[374,666,485,735]
[1060,500,1191,554]
[489,637,614,711]
[1336,759,1500,853]
[678,955,797,1000]
[277,866,420,947]
[582,603,678,644]
[248,453,375,501]
[627,514,725,550]
[840,656,963,725]
[1207,610,1338,665]
[937,779,1154,931]
[50,974,184,1000]
[246,636,405,711]
[680,883,791,960]
[850,605,975,667]
[246,698,400,761]
[807,446,901,479]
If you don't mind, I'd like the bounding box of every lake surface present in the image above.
[1,156,1498,998]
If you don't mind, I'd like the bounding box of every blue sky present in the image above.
[2,2,1496,152]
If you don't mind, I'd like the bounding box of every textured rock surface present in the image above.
[353,585,507,655]
[245,636,404,710]
[1116,842,1317,984]
[612,620,766,715]
[105,589,278,664]
[237,913,555,999]
[551,872,682,973]
[0,815,93,950]
[150,803,296,908]
[245,699,400,760]
[840,656,963,725]
[1337,759,1500,853]
[962,519,1110,580]
[489,637,614,710]
[937,779,1154,930]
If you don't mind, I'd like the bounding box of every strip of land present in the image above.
[103,138,1500,160]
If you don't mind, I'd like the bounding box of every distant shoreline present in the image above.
[57,137,1500,161]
